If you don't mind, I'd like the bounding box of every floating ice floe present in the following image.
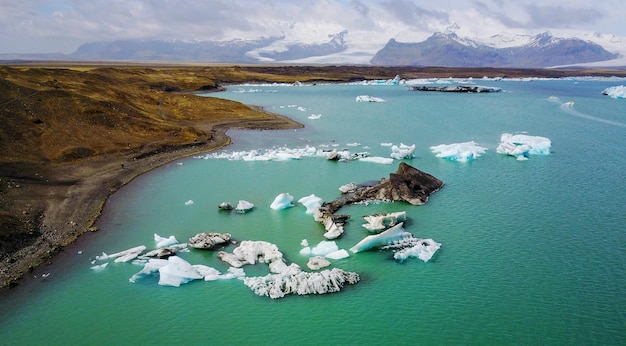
[297,194,323,214]
[350,223,413,253]
[339,182,358,193]
[96,245,147,263]
[308,114,322,119]
[235,200,255,213]
[602,85,626,99]
[496,133,551,160]
[430,141,488,162]
[184,200,194,205]
[390,143,416,160]
[219,240,359,299]
[391,239,441,262]
[90,262,108,271]
[128,256,240,286]
[356,95,386,102]
[154,234,178,248]
[362,211,407,232]
[270,193,294,210]
[307,256,331,270]
[360,157,394,164]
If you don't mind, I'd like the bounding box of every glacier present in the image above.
[496,133,551,160]
[430,141,487,161]
[270,192,294,210]
[602,85,626,98]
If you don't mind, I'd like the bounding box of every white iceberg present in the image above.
[339,182,358,193]
[97,245,147,263]
[496,133,551,159]
[243,268,360,299]
[390,239,441,263]
[350,223,412,253]
[307,256,331,270]
[90,262,109,271]
[430,141,488,162]
[297,194,323,214]
[184,200,194,205]
[359,156,394,164]
[311,240,339,256]
[157,256,204,287]
[362,211,407,232]
[217,240,284,268]
[129,258,168,283]
[390,143,416,160]
[602,85,626,99]
[270,193,294,210]
[356,95,386,102]
[154,234,178,248]
[235,200,254,213]
[325,249,350,260]
[308,113,322,119]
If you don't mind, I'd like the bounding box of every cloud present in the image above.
[380,0,449,31]
[523,4,603,28]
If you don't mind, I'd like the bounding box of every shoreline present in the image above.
[0,108,302,289]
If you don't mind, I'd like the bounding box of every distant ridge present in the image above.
[371,32,618,68]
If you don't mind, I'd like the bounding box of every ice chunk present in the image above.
[100,245,146,263]
[308,113,322,119]
[325,249,350,260]
[362,211,407,232]
[602,85,626,99]
[299,247,312,256]
[154,234,178,248]
[393,239,441,263]
[339,182,358,193]
[184,200,194,205]
[356,95,386,102]
[307,256,331,270]
[129,258,168,283]
[311,240,339,256]
[359,157,394,164]
[390,143,415,160]
[243,268,360,299]
[350,223,412,253]
[235,200,254,213]
[90,262,109,271]
[270,193,294,210]
[297,194,323,214]
[496,133,551,159]
[430,141,488,162]
[217,240,284,267]
[158,256,204,287]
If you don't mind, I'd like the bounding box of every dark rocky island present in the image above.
[409,85,501,93]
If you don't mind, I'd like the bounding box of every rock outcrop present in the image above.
[188,232,232,250]
[314,162,443,239]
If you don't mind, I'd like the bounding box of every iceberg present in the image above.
[157,256,204,287]
[307,256,331,270]
[184,200,194,205]
[350,223,412,253]
[384,238,441,263]
[430,141,488,162]
[359,156,394,164]
[97,245,147,263]
[243,268,360,299]
[129,258,168,283]
[338,182,358,193]
[154,234,178,248]
[90,262,109,271]
[325,249,350,260]
[308,113,322,119]
[217,240,284,268]
[270,193,294,210]
[362,211,407,232]
[311,240,339,256]
[602,85,626,99]
[356,95,386,102]
[235,200,254,213]
[297,194,323,214]
[390,143,415,160]
[496,133,551,159]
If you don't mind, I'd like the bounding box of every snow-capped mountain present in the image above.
[371,32,619,67]
[2,30,623,67]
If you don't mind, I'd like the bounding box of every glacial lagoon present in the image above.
[1,77,625,344]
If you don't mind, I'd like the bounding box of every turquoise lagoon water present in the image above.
[1,78,625,345]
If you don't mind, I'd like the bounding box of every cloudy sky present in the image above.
[1,0,624,54]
